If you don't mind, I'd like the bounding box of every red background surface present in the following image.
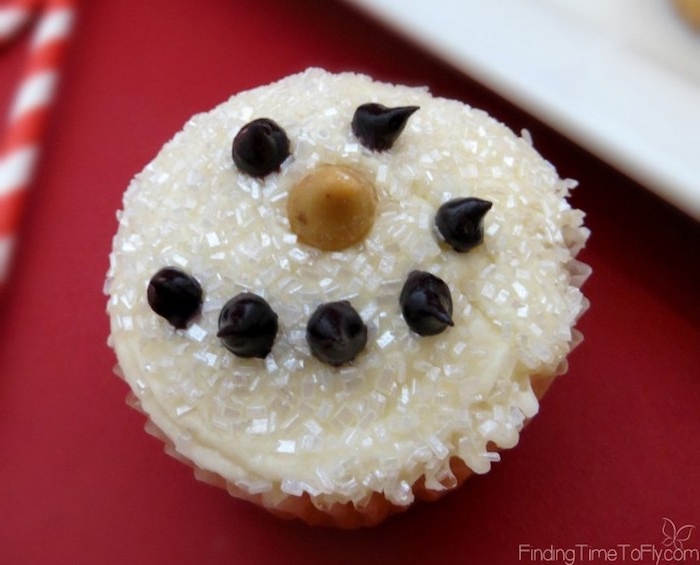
[1,1,698,564]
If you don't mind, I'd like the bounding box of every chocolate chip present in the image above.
[306,301,367,366]
[147,267,203,329]
[400,270,454,336]
[435,197,492,252]
[351,103,419,151]
[232,118,290,177]
[217,293,278,359]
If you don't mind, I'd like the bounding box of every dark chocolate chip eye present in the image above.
[435,197,492,252]
[351,103,419,151]
[232,118,290,177]
[400,270,454,336]
[217,293,278,359]
[306,301,368,366]
[147,267,203,329]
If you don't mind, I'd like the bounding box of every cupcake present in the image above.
[674,0,700,29]
[105,68,590,528]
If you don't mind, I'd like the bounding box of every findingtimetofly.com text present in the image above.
[518,518,698,565]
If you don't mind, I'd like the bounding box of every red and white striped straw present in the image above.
[0,0,77,291]
[0,0,39,46]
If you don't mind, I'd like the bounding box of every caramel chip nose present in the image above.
[287,165,377,251]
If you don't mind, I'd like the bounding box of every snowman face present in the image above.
[145,104,491,368]
[107,70,586,505]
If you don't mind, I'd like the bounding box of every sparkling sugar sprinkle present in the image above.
[106,68,590,511]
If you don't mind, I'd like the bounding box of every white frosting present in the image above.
[106,68,589,511]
